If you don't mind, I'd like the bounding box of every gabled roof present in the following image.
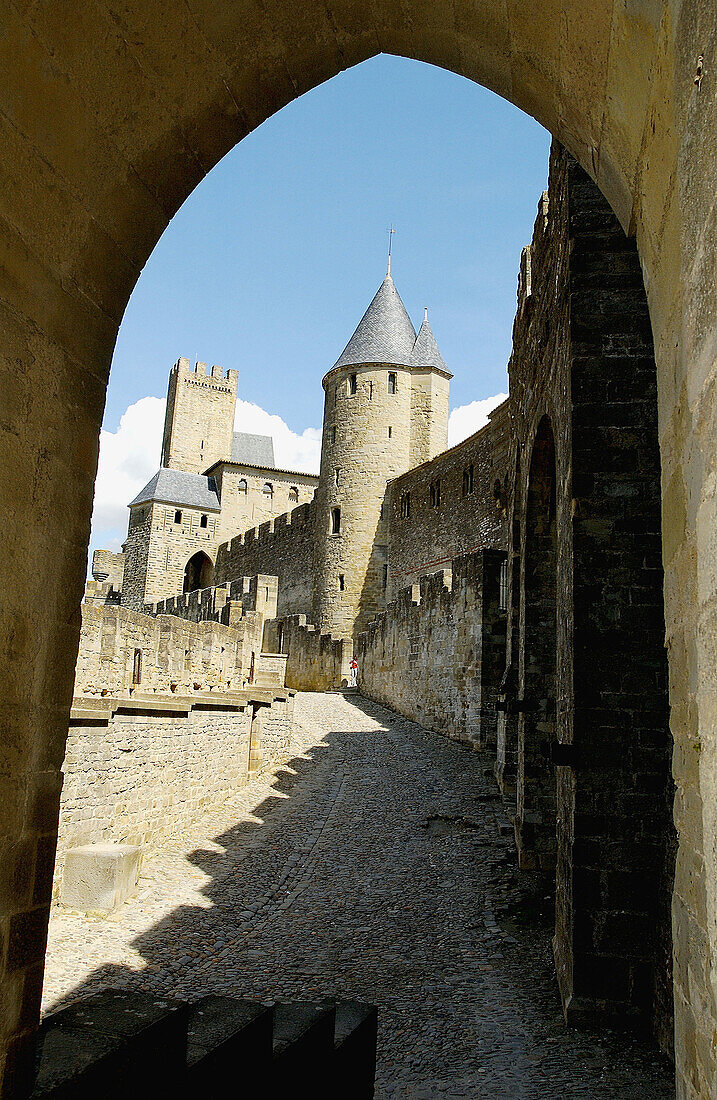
[129,469,221,512]
[333,274,417,369]
[410,315,449,373]
[231,431,275,467]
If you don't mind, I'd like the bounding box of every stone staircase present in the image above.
[32,991,377,1098]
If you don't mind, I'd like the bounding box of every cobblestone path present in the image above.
[43,693,673,1098]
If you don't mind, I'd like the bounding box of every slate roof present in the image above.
[230,432,275,467]
[409,316,449,373]
[129,469,221,511]
[333,274,417,369]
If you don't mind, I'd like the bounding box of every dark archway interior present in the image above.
[183,552,215,593]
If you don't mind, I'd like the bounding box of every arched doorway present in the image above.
[183,552,214,593]
[0,7,714,1096]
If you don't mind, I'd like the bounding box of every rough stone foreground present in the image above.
[43,693,672,1098]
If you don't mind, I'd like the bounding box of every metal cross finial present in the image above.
[387,225,396,275]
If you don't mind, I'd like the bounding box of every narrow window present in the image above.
[499,558,509,611]
[388,426,392,439]
[331,507,341,534]
[289,486,299,502]
[368,380,373,400]
[331,426,337,445]
[174,509,182,523]
[200,514,208,528]
[462,464,474,497]
[132,648,142,685]
[388,372,397,394]
[238,478,247,494]
[339,573,345,591]
[430,479,441,507]
[334,384,338,404]
[349,373,357,395]
[382,564,388,590]
[400,492,411,519]
[334,468,341,487]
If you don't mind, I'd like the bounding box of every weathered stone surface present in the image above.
[61,844,141,914]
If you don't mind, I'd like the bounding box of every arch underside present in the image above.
[1,3,716,1097]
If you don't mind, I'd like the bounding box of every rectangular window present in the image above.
[331,507,341,534]
[368,381,373,400]
[400,492,411,519]
[388,372,397,394]
[339,573,345,591]
[388,426,392,439]
[462,464,474,497]
[430,479,441,507]
[334,467,341,487]
[349,373,357,395]
[132,648,142,685]
[382,564,388,590]
[200,514,208,528]
[174,509,182,523]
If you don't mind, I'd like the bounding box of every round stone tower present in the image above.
[312,269,452,639]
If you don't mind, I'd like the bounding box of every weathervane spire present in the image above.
[387,224,396,276]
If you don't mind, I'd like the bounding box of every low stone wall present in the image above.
[356,550,507,747]
[56,690,294,899]
[263,615,352,691]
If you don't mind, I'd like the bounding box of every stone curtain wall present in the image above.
[263,615,352,691]
[357,551,507,748]
[386,403,510,597]
[215,502,317,619]
[213,464,318,546]
[56,693,294,898]
[503,145,674,1051]
[74,603,264,696]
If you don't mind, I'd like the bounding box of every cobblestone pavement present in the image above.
[43,692,674,1098]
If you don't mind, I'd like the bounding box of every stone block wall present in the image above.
[215,502,317,618]
[263,615,353,691]
[357,550,507,748]
[56,692,294,899]
[386,402,509,598]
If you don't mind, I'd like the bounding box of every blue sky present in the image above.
[92,55,550,556]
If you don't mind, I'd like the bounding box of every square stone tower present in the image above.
[161,357,238,474]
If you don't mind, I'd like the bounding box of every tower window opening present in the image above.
[430,479,441,507]
[331,426,337,445]
[499,558,509,611]
[339,573,345,591]
[331,507,341,534]
[132,648,142,685]
[388,426,392,439]
[349,373,357,395]
[388,372,397,394]
[174,510,182,524]
[238,478,247,494]
[289,486,299,502]
[382,564,388,590]
[334,468,341,487]
[400,492,411,519]
[200,514,208,528]
[462,464,474,497]
[368,381,373,400]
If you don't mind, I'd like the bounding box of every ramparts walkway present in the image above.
[43,692,673,1098]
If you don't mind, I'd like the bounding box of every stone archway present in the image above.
[183,551,215,594]
[1,4,716,1096]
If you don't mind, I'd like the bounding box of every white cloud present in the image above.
[234,400,321,474]
[448,392,508,447]
[92,396,166,534]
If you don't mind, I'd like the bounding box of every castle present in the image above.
[92,266,508,641]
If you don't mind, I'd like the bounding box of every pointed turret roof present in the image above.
[410,311,448,372]
[333,274,417,369]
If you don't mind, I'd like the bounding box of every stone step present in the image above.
[185,996,273,1092]
[334,1001,378,1099]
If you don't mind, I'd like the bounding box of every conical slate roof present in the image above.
[410,315,448,372]
[333,274,417,369]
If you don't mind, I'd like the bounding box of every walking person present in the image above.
[349,657,358,688]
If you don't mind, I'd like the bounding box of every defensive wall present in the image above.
[264,615,352,692]
[56,689,294,901]
[215,502,317,619]
[357,550,507,749]
[385,403,510,598]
